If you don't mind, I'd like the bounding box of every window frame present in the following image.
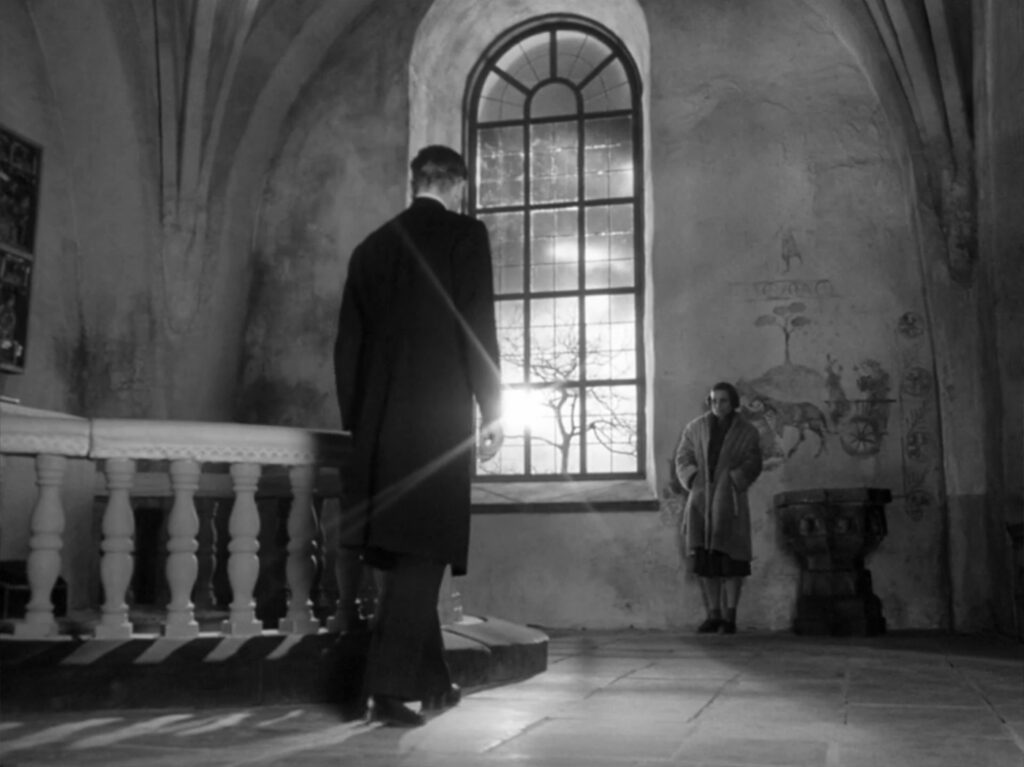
[464,14,647,482]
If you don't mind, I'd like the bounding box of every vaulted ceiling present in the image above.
[24,0,977,291]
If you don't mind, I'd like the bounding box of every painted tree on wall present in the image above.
[755,302,812,364]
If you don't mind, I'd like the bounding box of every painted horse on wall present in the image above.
[736,357,894,469]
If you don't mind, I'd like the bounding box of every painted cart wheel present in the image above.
[840,416,880,455]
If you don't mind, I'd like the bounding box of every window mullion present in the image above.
[577,52,616,90]
[576,106,588,476]
[549,29,557,79]
[522,117,533,476]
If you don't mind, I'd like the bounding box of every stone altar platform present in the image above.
[0,615,548,714]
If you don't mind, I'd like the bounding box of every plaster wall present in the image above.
[464,512,691,630]
[645,0,944,629]
[0,3,101,605]
[238,0,422,427]
[244,0,950,630]
[979,0,1024,515]
[15,2,161,418]
[0,1,81,412]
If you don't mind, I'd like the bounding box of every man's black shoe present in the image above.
[719,620,737,635]
[366,695,424,727]
[423,683,461,711]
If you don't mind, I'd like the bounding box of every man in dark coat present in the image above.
[334,145,503,726]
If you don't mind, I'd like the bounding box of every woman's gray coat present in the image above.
[674,412,763,561]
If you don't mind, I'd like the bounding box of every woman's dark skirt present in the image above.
[689,547,751,577]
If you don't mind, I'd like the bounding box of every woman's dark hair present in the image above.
[707,381,740,409]
[411,145,468,193]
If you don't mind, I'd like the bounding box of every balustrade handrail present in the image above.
[1,409,351,467]
[1,404,361,642]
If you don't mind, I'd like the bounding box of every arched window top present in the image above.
[473,19,639,125]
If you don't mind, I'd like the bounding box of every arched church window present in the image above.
[467,17,645,479]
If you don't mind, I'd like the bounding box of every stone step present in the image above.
[0,615,548,714]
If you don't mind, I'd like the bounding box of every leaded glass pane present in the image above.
[478,70,526,122]
[555,30,611,84]
[477,126,524,207]
[582,58,631,113]
[584,205,635,289]
[584,294,636,379]
[528,296,581,382]
[496,33,551,89]
[585,385,639,472]
[496,299,525,383]
[584,116,633,200]
[480,212,525,295]
[530,122,578,204]
[531,82,578,119]
[530,385,581,474]
[530,209,578,292]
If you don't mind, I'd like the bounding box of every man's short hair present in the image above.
[411,145,468,192]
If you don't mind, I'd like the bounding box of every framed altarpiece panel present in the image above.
[0,124,41,374]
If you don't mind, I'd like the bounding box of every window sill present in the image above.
[471,478,660,513]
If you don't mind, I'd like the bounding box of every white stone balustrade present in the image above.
[165,458,201,638]
[95,458,136,639]
[1,404,354,640]
[222,462,262,636]
[20,454,70,638]
[1,412,91,638]
[279,465,321,635]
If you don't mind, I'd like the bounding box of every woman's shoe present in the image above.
[696,617,723,633]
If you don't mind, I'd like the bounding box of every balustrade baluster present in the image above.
[222,462,263,636]
[279,465,321,634]
[193,499,220,612]
[95,458,136,639]
[164,459,201,638]
[15,454,66,638]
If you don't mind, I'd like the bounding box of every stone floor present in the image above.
[1,629,1022,766]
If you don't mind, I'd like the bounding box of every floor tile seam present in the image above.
[580,661,660,699]
[850,648,1024,667]
[951,661,1024,754]
[845,701,997,710]
[679,672,743,725]
[479,714,553,755]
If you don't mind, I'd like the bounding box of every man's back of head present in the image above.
[411,145,468,196]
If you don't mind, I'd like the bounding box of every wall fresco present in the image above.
[737,359,895,470]
[732,235,895,470]
[895,310,942,520]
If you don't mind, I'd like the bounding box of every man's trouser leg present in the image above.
[364,555,451,702]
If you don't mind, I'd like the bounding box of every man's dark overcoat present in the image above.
[334,197,501,576]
